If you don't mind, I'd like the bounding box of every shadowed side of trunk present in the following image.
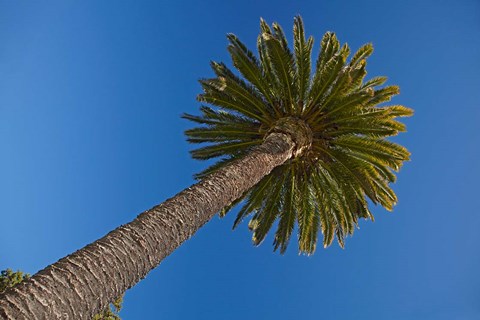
[0,132,295,320]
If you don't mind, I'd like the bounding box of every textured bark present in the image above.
[0,132,295,320]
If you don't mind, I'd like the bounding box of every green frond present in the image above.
[321,148,379,204]
[257,36,280,103]
[293,15,313,109]
[198,79,266,122]
[182,105,256,126]
[362,76,388,89]
[348,59,367,91]
[384,105,414,117]
[349,151,397,182]
[227,34,276,106]
[273,166,297,253]
[334,136,410,162]
[316,165,353,240]
[319,66,354,110]
[184,16,412,255]
[297,173,319,254]
[262,32,296,113]
[349,43,373,67]
[208,62,274,120]
[185,125,261,143]
[219,188,248,217]
[364,85,400,108]
[259,17,272,35]
[333,127,396,138]
[250,168,288,245]
[310,168,338,247]
[306,43,350,116]
[271,22,289,49]
[317,90,372,122]
[233,172,276,229]
[316,32,340,73]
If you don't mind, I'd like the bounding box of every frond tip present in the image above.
[184,16,412,255]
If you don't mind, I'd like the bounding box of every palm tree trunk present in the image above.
[0,132,295,320]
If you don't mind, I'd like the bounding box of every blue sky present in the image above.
[1,1,479,319]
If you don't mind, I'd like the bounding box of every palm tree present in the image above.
[0,16,412,319]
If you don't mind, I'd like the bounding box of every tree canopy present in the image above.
[184,16,412,254]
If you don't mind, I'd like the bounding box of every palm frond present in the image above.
[262,32,296,113]
[250,168,288,245]
[293,16,313,110]
[227,34,276,106]
[273,165,297,253]
[306,43,350,116]
[349,43,373,67]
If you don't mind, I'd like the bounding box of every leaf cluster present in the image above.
[183,16,412,254]
[0,269,30,293]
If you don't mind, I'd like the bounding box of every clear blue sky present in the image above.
[1,1,479,319]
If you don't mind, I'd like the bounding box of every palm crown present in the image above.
[183,16,412,254]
